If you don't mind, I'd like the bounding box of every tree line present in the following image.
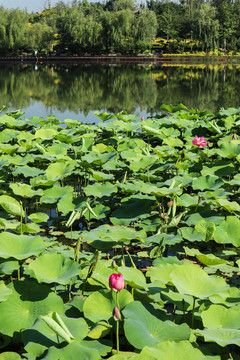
[0,0,240,55]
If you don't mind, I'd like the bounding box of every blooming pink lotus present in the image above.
[109,273,124,292]
[191,135,207,148]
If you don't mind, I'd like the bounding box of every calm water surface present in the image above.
[1,62,240,122]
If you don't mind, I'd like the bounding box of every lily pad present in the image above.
[170,263,230,299]
[123,301,191,349]
[27,253,81,285]
[0,232,45,260]
[201,304,240,329]
[83,289,133,323]
[0,279,64,336]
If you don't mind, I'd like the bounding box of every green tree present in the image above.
[213,0,236,51]
[5,9,29,52]
[194,2,219,52]
[26,22,54,52]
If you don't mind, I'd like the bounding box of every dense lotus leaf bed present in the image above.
[0,104,239,359]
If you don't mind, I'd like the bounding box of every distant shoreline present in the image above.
[0,55,234,64]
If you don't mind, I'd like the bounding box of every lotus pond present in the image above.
[0,104,240,359]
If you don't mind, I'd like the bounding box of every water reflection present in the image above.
[0,62,240,121]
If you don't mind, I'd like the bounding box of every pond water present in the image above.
[1,61,240,122]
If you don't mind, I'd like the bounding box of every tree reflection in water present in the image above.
[0,62,240,120]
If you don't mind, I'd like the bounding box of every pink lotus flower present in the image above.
[109,273,124,292]
[191,135,207,148]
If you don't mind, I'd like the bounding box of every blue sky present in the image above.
[0,0,70,12]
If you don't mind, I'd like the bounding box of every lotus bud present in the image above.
[232,134,237,140]
[109,273,124,292]
[112,260,117,268]
[113,306,121,321]
[141,116,144,120]
[168,200,173,207]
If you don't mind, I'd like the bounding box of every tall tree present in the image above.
[213,0,236,51]
[194,2,219,52]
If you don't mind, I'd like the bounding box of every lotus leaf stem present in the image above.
[191,296,196,329]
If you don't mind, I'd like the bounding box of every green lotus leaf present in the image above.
[90,169,114,181]
[134,182,182,197]
[45,161,75,181]
[116,113,139,122]
[146,262,186,285]
[194,220,216,242]
[196,253,227,266]
[83,289,133,323]
[88,261,113,288]
[80,339,112,356]
[84,204,111,221]
[170,263,230,299]
[163,137,183,147]
[12,165,44,178]
[46,143,69,156]
[94,111,116,121]
[161,289,196,310]
[81,224,146,245]
[84,182,118,198]
[179,227,205,242]
[201,162,235,177]
[0,259,19,275]
[27,253,81,285]
[15,222,41,234]
[137,341,220,360]
[0,143,18,155]
[0,280,13,302]
[214,216,240,246]
[177,194,199,207]
[17,130,34,141]
[0,353,21,360]
[123,301,191,349]
[129,155,158,172]
[201,304,240,329]
[192,175,224,190]
[0,279,64,336]
[184,248,227,266]
[0,195,24,217]
[118,266,148,291]
[228,173,240,186]
[87,321,112,339]
[195,328,240,347]
[218,141,240,158]
[41,312,88,344]
[0,129,19,143]
[81,151,117,166]
[213,198,240,212]
[9,183,43,198]
[28,212,49,223]
[0,232,45,260]
[141,125,162,136]
[40,185,73,204]
[22,317,61,357]
[111,195,156,226]
[35,128,58,139]
[41,342,100,360]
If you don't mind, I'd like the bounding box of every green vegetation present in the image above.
[0,105,239,358]
[1,0,240,55]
